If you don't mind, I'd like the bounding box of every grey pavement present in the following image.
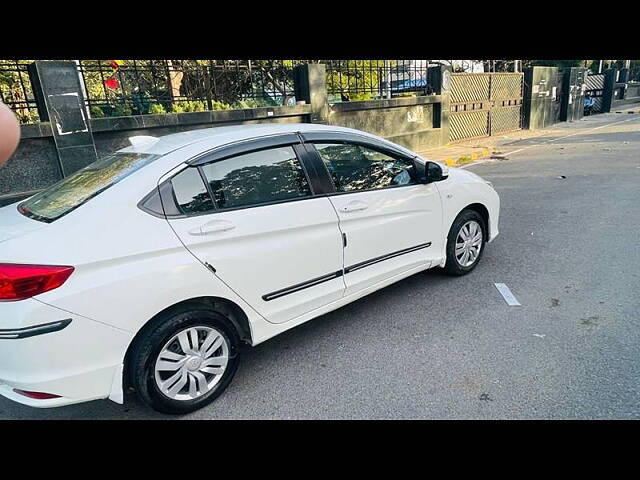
[1,112,639,419]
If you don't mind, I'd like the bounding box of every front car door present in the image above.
[163,135,345,325]
[302,133,443,297]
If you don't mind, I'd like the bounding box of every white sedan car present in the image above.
[0,123,499,414]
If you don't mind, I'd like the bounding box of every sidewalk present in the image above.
[416,129,553,167]
[416,104,640,167]
[416,138,496,167]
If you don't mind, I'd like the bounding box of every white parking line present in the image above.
[494,283,521,306]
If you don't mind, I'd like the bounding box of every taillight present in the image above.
[0,264,74,301]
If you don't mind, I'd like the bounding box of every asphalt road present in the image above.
[2,112,639,419]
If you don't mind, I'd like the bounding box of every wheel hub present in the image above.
[153,326,230,401]
[186,356,203,371]
[455,220,483,267]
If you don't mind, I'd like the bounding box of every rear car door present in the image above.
[302,133,443,297]
[162,135,345,325]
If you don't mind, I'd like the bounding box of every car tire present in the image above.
[443,209,486,276]
[128,306,241,415]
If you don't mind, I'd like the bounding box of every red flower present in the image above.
[104,76,119,89]
[110,60,120,70]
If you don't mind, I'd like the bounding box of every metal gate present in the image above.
[585,73,604,113]
[448,73,524,142]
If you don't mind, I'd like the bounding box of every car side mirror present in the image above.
[429,162,449,182]
[414,159,448,184]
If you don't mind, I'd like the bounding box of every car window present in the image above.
[18,152,160,223]
[170,167,215,215]
[200,146,311,210]
[313,143,416,193]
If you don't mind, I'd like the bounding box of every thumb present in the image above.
[0,101,20,167]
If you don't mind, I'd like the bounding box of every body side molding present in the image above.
[262,242,431,302]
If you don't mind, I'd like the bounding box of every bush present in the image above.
[232,98,275,109]
[171,103,185,113]
[183,101,206,112]
[89,106,105,118]
[131,91,152,115]
[349,93,374,102]
[232,99,259,109]
[170,100,233,113]
[112,104,133,117]
[148,103,166,114]
[212,100,232,111]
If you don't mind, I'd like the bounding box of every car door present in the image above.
[163,136,345,325]
[303,134,443,297]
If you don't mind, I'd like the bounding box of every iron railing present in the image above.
[0,60,40,124]
[76,60,310,117]
[77,60,434,117]
[1,59,436,121]
[323,60,432,101]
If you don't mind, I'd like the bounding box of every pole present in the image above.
[74,60,91,119]
[383,60,391,99]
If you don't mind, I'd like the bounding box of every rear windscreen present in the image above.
[18,152,159,223]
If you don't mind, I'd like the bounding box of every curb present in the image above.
[443,149,491,167]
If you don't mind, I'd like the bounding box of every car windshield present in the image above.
[18,152,160,223]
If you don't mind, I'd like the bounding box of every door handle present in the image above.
[189,220,236,236]
[340,201,368,213]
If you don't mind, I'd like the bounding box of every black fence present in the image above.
[2,59,434,122]
[78,59,435,116]
[77,60,309,117]
[0,60,40,124]
[324,60,432,101]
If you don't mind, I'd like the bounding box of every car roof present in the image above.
[116,123,377,156]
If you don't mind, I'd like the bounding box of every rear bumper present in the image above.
[0,299,132,408]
